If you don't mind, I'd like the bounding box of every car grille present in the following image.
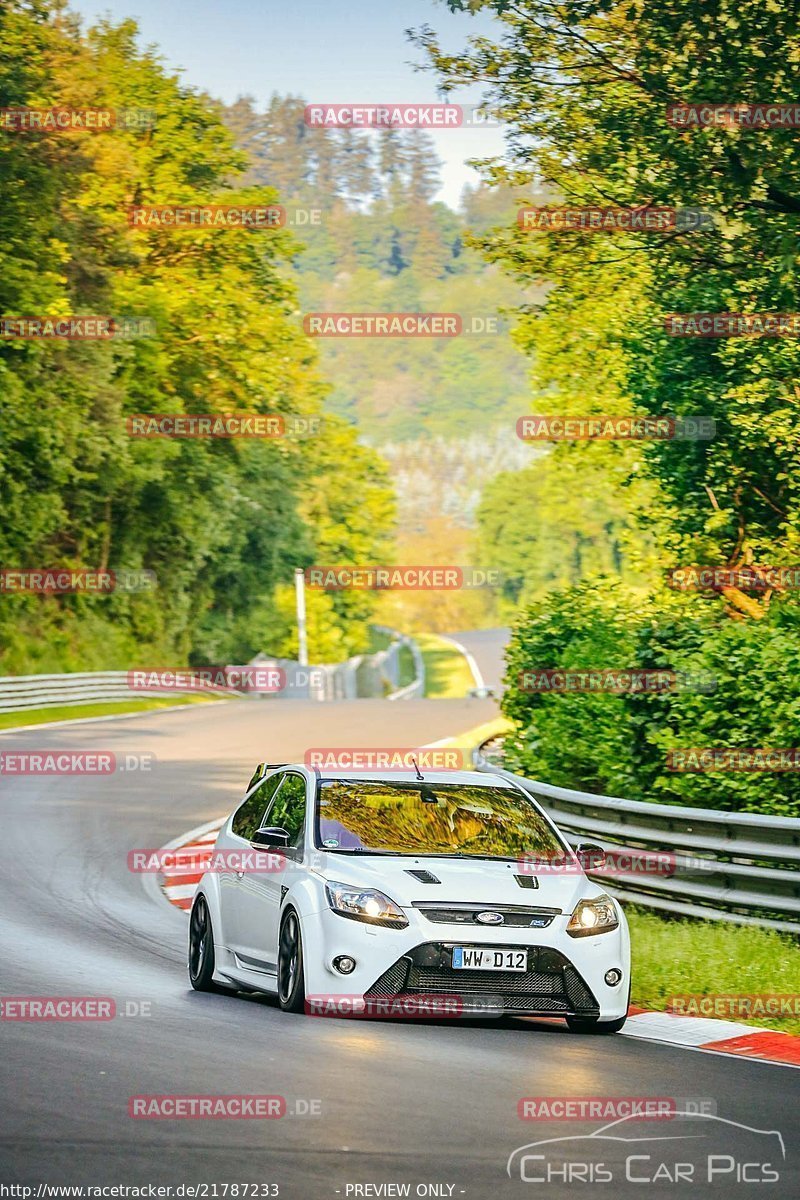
[413,903,558,929]
[364,943,599,1016]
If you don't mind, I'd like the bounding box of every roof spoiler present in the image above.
[246,762,288,792]
[245,763,321,792]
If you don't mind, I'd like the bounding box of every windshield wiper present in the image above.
[424,854,525,864]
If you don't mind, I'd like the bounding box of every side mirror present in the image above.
[573,842,606,871]
[251,826,290,848]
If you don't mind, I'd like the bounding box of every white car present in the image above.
[188,764,631,1032]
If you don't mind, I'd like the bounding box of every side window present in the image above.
[231,772,284,841]
[264,773,307,849]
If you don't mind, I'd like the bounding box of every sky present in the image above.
[71,0,510,207]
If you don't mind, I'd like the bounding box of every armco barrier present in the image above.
[474,745,800,934]
[0,671,240,713]
[381,631,425,700]
[248,630,424,701]
[0,630,425,715]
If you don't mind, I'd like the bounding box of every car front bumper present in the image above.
[299,902,630,1021]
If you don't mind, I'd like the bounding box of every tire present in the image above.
[277,909,306,1013]
[188,894,222,992]
[566,1013,627,1034]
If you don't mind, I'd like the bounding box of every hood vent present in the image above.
[405,868,441,884]
[514,874,539,889]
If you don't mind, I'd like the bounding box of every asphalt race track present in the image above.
[1,696,798,1199]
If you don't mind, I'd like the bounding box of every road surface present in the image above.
[1,698,797,1197]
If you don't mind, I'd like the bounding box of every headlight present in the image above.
[566,894,619,938]
[325,881,408,929]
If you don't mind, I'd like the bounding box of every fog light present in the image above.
[333,955,356,975]
[604,968,623,986]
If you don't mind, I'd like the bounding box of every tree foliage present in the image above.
[418,0,800,810]
[0,2,395,671]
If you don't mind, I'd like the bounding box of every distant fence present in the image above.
[373,627,425,700]
[248,629,423,701]
[0,630,425,715]
[475,744,800,934]
[0,671,239,713]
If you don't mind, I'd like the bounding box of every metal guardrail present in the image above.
[0,671,237,713]
[368,626,425,700]
[386,637,425,700]
[0,629,426,716]
[474,745,800,934]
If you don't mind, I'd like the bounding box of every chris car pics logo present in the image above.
[507,1112,784,1185]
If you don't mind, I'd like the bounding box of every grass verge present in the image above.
[416,632,477,698]
[397,643,417,689]
[0,694,221,732]
[627,906,800,1034]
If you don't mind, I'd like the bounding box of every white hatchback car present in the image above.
[189,764,630,1032]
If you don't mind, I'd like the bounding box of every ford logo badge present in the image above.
[476,910,504,925]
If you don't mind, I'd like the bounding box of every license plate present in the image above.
[451,947,527,972]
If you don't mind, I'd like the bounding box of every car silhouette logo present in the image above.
[507,1112,786,1180]
[476,911,504,925]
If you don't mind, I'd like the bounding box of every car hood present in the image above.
[315,853,591,912]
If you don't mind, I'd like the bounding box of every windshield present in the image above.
[315,779,567,860]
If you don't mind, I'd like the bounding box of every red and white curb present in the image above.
[157,817,225,912]
[623,1005,800,1067]
[152,819,800,1068]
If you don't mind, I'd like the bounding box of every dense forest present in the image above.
[216,95,637,631]
[3,0,799,816]
[0,3,545,671]
[222,95,535,442]
[420,0,800,813]
[0,4,401,672]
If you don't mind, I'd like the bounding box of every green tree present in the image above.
[0,3,394,672]
[417,0,800,614]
